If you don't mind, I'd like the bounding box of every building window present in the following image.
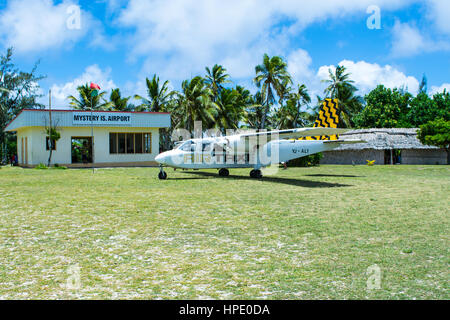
[118,133,126,153]
[109,133,117,154]
[126,133,134,154]
[109,132,151,154]
[46,137,56,151]
[144,133,151,153]
[135,133,143,153]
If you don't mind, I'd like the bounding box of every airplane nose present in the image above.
[155,153,165,164]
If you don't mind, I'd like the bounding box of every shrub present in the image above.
[35,163,48,169]
[287,153,323,167]
[53,165,67,170]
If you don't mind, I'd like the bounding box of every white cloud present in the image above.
[391,21,426,57]
[317,60,420,95]
[427,0,450,35]
[430,83,450,95]
[287,49,314,84]
[0,0,109,53]
[391,20,450,57]
[117,0,415,80]
[286,48,325,105]
[50,65,117,108]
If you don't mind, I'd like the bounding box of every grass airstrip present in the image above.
[0,165,448,299]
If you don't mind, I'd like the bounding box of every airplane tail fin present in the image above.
[300,98,340,140]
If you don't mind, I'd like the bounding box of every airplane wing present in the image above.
[323,139,366,145]
[239,127,350,143]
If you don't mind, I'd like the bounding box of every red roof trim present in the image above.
[21,108,171,114]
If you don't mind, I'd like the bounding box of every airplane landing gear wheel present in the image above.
[158,171,167,180]
[250,169,262,179]
[219,168,229,177]
[158,170,167,180]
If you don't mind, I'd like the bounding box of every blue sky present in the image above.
[0,0,449,108]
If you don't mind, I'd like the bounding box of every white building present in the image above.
[5,109,171,167]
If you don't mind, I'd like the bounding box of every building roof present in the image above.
[334,128,438,150]
[5,109,171,131]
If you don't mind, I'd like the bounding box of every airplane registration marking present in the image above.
[292,148,309,154]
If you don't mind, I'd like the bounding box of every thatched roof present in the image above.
[335,128,438,150]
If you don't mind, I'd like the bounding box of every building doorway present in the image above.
[71,137,93,164]
[384,149,401,164]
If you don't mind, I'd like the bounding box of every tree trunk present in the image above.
[1,132,6,164]
[260,104,269,130]
[47,147,53,167]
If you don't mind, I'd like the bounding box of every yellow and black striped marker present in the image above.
[300,98,340,141]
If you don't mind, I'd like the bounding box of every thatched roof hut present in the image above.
[320,128,447,165]
[334,128,439,151]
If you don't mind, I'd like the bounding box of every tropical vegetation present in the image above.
[1,46,450,160]
[417,118,450,164]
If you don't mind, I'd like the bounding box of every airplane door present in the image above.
[201,141,213,165]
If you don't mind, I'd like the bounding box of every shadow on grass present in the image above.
[179,171,351,188]
[304,174,363,178]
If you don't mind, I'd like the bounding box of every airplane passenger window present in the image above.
[213,144,225,152]
[202,142,212,151]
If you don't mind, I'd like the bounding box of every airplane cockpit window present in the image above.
[177,140,192,151]
[174,141,183,149]
[177,140,208,152]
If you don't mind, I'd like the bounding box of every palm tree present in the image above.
[244,91,266,129]
[215,88,244,130]
[276,99,297,129]
[334,85,364,127]
[108,88,132,111]
[175,76,218,132]
[134,75,173,112]
[67,83,109,110]
[321,65,362,127]
[254,54,292,129]
[205,64,231,101]
[289,84,311,128]
[322,65,357,97]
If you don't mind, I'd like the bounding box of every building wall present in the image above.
[401,149,447,165]
[321,148,447,165]
[17,126,160,167]
[17,127,33,165]
[320,149,384,165]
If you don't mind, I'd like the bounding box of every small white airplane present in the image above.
[155,99,364,180]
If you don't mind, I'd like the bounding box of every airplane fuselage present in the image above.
[155,138,339,170]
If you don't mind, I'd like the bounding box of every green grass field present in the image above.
[0,165,448,299]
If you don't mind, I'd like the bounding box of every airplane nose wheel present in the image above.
[158,165,168,180]
[218,168,229,177]
[250,169,262,179]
